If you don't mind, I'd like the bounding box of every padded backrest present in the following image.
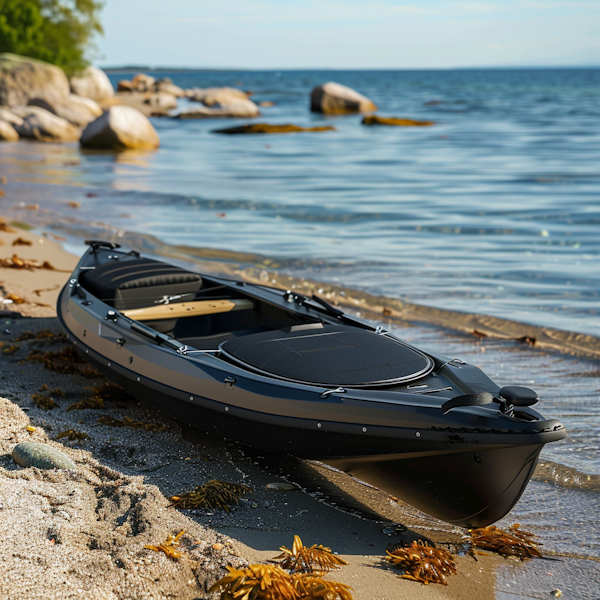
[80,258,203,310]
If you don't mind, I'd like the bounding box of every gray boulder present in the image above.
[29,94,103,127]
[310,82,377,114]
[0,53,70,107]
[69,66,114,101]
[80,105,160,150]
[0,120,19,141]
[11,105,80,142]
[176,98,261,119]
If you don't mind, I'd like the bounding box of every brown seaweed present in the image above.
[209,564,354,600]
[26,347,100,378]
[15,330,67,342]
[0,254,63,271]
[272,535,348,574]
[0,222,17,233]
[31,393,59,411]
[386,540,457,585]
[12,237,32,246]
[145,530,185,560]
[97,416,168,431]
[2,344,20,355]
[56,429,89,441]
[170,480,251,512]
[469,524,542,560]
[86,382,137,405]
[66,397,106,411]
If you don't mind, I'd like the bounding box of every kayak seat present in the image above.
[80,257,203,310]
[219,325,434,387]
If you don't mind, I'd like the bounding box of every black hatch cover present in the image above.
[219,325,433,387]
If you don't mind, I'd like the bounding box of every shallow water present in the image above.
[2,68,600,335]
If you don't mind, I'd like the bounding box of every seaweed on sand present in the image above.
[15,330,67,343]
[145,530,185,560]
[469,524,542,560]
[56,429,89,441]
[66,397,105,411]
[31,393,59,411]
[86,382,137,405]
[0,254,65,271]
[2,344,20,355]
[386,540,457,585]
[272,535,348,574]
[209,563,354,600]
[26,346,100,378]
[97,416,168,431]
[170,480,251,512]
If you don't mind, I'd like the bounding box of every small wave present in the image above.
[534,460,600,491]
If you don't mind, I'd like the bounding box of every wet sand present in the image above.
[1,220,599,599]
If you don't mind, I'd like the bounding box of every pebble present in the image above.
[265,482,299,492]
[12,442,77,470]
[212,543,224,551]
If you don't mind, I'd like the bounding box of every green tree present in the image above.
[0,0,104,75]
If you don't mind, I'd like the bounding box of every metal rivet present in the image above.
[85,349,89,354]
[317,423,322,428]
[190,396,193,401]
[137,377,140,382]
[362,427,367,432]
[107,362,111,367]
[225,407,229,412]
[73,340,76,345]
[416,432,421,437]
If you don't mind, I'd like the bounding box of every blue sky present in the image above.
[97,1,600,68]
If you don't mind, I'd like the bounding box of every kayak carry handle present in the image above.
[441,392,494,415]
[85,240,121,253]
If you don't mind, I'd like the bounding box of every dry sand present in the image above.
[0,218,589,600]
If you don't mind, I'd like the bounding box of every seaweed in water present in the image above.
[145,530,185,560]
[386,540,457,585]
[272,535,348,574]
[469,524,542,560]
[209,564,354,600]
[31,393,59,411]
[97,415,168,431]
[170,480,251,512]
[66,397,106,411]
[56,429,89,441]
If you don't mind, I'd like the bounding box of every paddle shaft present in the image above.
[122,298,253,321]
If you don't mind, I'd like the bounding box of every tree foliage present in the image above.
[0,0,104,75]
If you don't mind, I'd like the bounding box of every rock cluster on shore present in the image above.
[1,52,433,150]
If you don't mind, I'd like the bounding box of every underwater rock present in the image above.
[362,115,435,127]
[310,82,377,114]
[212,123,335,134]
[12,442,77,470]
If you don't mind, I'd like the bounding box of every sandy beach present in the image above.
[2,214,600,600]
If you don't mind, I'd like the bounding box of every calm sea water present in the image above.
[4,68,599,335]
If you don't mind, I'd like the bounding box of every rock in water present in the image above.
[362,115,435,127]
[0,53,70,107]
[11,106,80,142]
[80,106,160,150]
[310,82,377,114]
[12,442,77,470]
[69,65,114,101]
[0,120,19,141]
[212,123,336,134]
[189,87,250,105]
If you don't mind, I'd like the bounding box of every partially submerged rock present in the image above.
[11,105,80,142]
[362,115,435,127]
[80,105,160,150]
[153,78,185,97]
[131,73,156,92]
[212,123,336,134]
[0,120,19,141]
[29,94,103,127]
[189,86,250,105]
[310,82,377,114]
[0,53,70,107]
[69,65,114,101]
[177,97,261,119]
[12,442,77,470]
[144,91,178,111]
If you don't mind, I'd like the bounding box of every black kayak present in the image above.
[57,241,566,527]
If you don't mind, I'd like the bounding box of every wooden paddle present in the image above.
[122,299,254,321]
